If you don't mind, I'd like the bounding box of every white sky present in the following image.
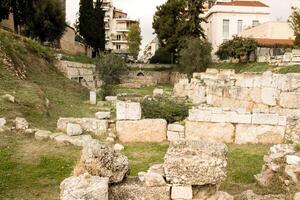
[66,0,300,50]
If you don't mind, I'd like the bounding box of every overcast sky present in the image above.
[66,0,300,50]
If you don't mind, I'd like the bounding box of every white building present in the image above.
[203,0,271,56]
[140,37,160,63]
[103,0,139,54]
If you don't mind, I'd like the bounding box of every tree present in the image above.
[10,0,32,33]
[25,0,66,43]
[127,23,142,59]
[0,0,10,22]
[150,47,173,64]
[216,36,258,63]
[179,37,212,76]
[289,7,300,47]
[96,54,128,98]
[92,0,105,54]
[152,0,206,62]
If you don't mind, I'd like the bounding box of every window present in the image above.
[252,20,259,27]
[237,20,243,34]
[116,35,121,41]
[116,45,121,50]
[223,19,230,40]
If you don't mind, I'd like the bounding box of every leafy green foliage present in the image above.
[96,54,128,98]
[216,36,258,63]
[295,144,300,152]
[150,47,174,64]
[128,23,142,59]
[289,7,300,47]
[142,97,189,123]
[152,0,206,62]
[179,37,212,75]
[0,0,10,22]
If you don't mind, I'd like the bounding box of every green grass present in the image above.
[0,29,102,130]
[123,143,169,176]
[276,65,300,74]
[61,53,95,64]
[0,131,81,200]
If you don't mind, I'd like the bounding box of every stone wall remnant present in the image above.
[116,101,142,120]
[167,123,185,142]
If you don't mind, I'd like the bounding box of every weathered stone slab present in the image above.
[235,124,285,144]
[66,123,82,136]
[261,87,278,106]
[57,118,108,135]
[90,91,97,105]
[116,119,167,143]
[167,131,184,141]
[185,121,235,143]
[0,118,6,128]
[60,173,109,200]
[95,111,111,119]
[252,113,279,125]
[109,178,170,200]
[168,123,184,132]
[15,117,29,130]
[35,130,51,140]
[171,185,193,200]
[116,101,142,120]
[279,92,300,109]
[164,140,227,185]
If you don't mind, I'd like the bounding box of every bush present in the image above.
[142,97,189,123]
[150,47,173,64]
[179,37,212,76]
[216,36,258,63]
[96,54,128,98]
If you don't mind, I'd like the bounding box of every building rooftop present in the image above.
[254,38,294,47]
[216,1,269,7]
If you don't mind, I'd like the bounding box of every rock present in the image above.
[116,101,142,120]
[15,117,29,130]
[237,190,285,200]
[284,165,300,183]
[168,123,184,132]
[148,164,165,177]
[108,131,117,138]
[95,111,111,119]
[66,123,82,136]
[74,141,129,183]
[49,132,64,140]
[286,155,300,165]
[0,118,6,128]
[105,96,117,102]
[25,128,37,134]
[54,134,73,145]
[3,94,15,103]
[90,91,97,105]
[171,185,193,200]
[254,169,275,187]
[138,172,146,182]
[60,173,109,200]
[294,193,300,200]
[185,121,235,143]
[153,88,164,96]
[114,143,124,151]
[164,140,227,185]
[207,191,234,200]
[142,172,166,187]
[70,135,94,147]
[116,119,167,143]
[35,130,51,140]
[106,137,115,143]
[109,177,170,200]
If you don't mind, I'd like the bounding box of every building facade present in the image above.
[203,0,271,56]
[103,0,139,54]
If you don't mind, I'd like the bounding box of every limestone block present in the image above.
[95,111,111,119]
[211,113,227,123]
[167,131,182,141]
[188,109,212,122]
[15,117,29,130]
[294,193,300,200]
[116,101,142,120]
[114,143,124,151]
[261,71,274,87]
[0,118,6,128]
[278,116,287,126]
[206,68,219,74]
[153,88,164,96]
[261,87,278,106]
[54,134,73,145]
[116,119,167,143]
[109,178,170,200]
[90,91,97,105]
[252,113,279,125]
[143,172,166,187]
[35,130,51,140]
[60,174,109,200]
[105,96,118,102]
[171,185,193,200]
[66,123,82,136]
[164,140,227,185]
[235,124,285,144]
[189,86,206,104]
[286,155,300,165]
[225,112,252,124]
[168,123,184,132]
[185,121,235,143]
[279,92,300,109]
[57,118,108,135]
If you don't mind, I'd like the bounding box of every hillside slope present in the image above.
[0,30,96,130]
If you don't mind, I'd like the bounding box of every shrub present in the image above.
[216,36,258,63]
[179,37,212,76]
[295,143,300,152]
[142,97,189,123]
[96,54,128,98]
[150,47,173,64]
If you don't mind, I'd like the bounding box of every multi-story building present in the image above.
[103,0,139,54]
[203,0,271,56]
[140,37,160,63]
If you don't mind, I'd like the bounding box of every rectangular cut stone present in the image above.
[211,113,227,123]
[57,118,108,135]
[279,92,300,109]
[235,124,285,144]
[116,101,141,120]
[171,185,193,200]
[278,116,287,126]
[116,119,167,143]
[168,123,184,132]
[109,178,170,200]
[188,109,212,122]
[226,112,252,124]
[167,131,182,141]
[185,121,235,143]
[252,113,279,125]
[164,140,227,185]
[90,91,97,105]
[261,87,278,106]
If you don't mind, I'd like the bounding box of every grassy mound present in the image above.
[0,30,97,130]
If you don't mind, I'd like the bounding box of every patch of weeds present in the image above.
[24,39,55,62]
[61,53,95,64]
[295,143,300,152]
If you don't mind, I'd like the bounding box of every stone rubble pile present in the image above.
[255,144,300,190]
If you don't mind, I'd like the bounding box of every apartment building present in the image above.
[103,0,139,54]
[203,0,271,56]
